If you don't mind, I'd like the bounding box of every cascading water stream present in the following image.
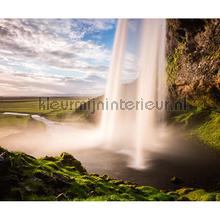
[100,19,128,145]
[100,19,167,170]
[133,19,167,168]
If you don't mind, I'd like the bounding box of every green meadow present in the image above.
[0,97,90,128]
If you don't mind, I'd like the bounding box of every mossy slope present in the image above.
[0,147,219,201]
[172,107,220,150]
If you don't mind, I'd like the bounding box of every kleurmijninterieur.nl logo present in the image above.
[38,97,188,114]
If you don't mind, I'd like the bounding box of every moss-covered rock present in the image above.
[193,112,220,149]
[0,147,220,201]
[171,107,220,150]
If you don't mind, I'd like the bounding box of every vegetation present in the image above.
[0,97,89,122]
[0,114,31,128]
[172,106,220,150]
[195,112,220,149]
[0,19,220,201]
[166,42,185,86]
[167,19,220,109]
[0,113,45,129]
[0,147,220,201]
[166,19,220,151]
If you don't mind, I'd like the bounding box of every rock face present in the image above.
[167,19,220,108]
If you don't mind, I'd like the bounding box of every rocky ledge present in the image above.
[0,147,220,201]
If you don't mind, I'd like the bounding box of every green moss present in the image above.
[184,189,216,201]
[174,111,195,126]
[172,105,220,150]
[193,112,220,149]
[166,42,185,86]
[1,147,220,201]
[187,95,217,109]
[170,187,220,201]
[175,187,195,195]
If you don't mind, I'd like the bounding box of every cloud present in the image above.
[0,19,114,71]
[0,67,106,96]
[0,19,139,96]
[0,19,116,95]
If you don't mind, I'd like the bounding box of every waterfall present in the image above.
[134,19,166,168]
[100,19,128,144]
[100,19,167,169]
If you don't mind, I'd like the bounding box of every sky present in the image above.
[0,19,139,96]
[0,19,115,96]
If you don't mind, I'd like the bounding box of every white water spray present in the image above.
[100,19,167,169]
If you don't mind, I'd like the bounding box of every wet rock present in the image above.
[0,152,10,172]
[56,193,68,201]
[170,176,184,185]
[43,156,57,162]
[65,191,78,199]
[88,190,97,196]
[114,180,125,185]
[101,174,112,181]
[60,152,87,173]
[177,196,190,201]
[102,174,108,179]
[34,171,71,189]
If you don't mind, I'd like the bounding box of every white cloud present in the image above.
[0,19,139,96]
[0,19,116,96]
[0,68,106,96]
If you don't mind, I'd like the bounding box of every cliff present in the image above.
[167,19,220,108]
[167,19,220,150]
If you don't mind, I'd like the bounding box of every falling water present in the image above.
[100,19,167,169]
[100,19,128,144]
[134,19,167,168]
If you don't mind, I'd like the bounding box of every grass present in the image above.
[172,106,220,150]
[0,114,45,130]
[0,96,91,132]
[0,97,90,123]
[0,114,31,128]
[1,97,220,200]
[1,146,219,201]
[194,112,220,149]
